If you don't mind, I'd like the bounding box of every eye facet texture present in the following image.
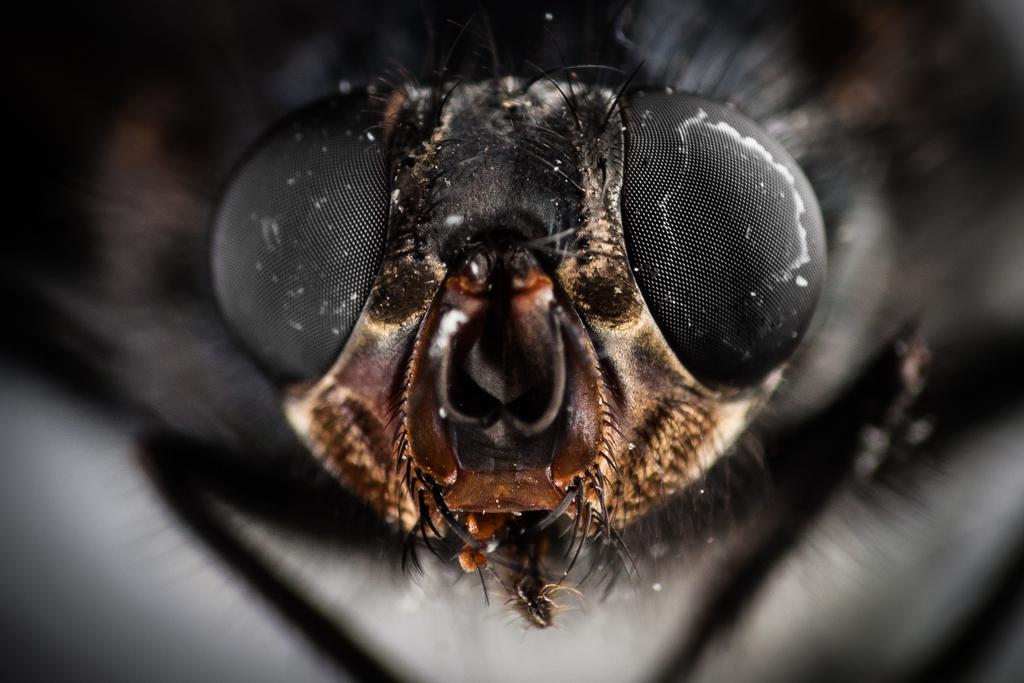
[211,96,389,381]
[621,92,826,387]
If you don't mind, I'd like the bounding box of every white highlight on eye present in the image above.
[445,214,464,227]
[675,108,811,281]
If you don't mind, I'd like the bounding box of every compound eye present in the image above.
[621,92,826,387]
[211,95,389,381]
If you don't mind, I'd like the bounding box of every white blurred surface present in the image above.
[0,366,342,682]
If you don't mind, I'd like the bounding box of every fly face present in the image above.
[211,78,825,623]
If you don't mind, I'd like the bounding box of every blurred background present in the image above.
[3,1,1024,681]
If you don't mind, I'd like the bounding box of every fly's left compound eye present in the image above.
[621,92,826,387]
[211,95,389,381]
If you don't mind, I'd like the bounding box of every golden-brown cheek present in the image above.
[283,316,426,530]
[288,385,418,527]
[577,308,767,524]
[284,256,446,531]
[606,394,758,522]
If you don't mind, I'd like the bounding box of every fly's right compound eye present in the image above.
[211,95,390,382]
[620,92,826,388]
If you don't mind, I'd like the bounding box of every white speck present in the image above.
[907,418,934,445]
[349,292,358,301]
[627,442,636,451]
[365,131,376,142]
[444,214,464,227]
[652,583,662,592]
[337,79,353,95]
[750,291,757,297]
[439,407,448,419]
[330,328,340,335]
[286,177,296,186]
[544,12,553,21]
[287,320,304,331]
[795,275,808,287]
[259,218,281,251]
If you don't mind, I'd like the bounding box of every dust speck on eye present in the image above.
[445,214,464,226]
[365,131,376,142]
[259,217,281,251]
[288,319,304,332]
[795,275,809,287]
[544,12,553,21]
[652,583,663,592]
[337,79,352,95]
